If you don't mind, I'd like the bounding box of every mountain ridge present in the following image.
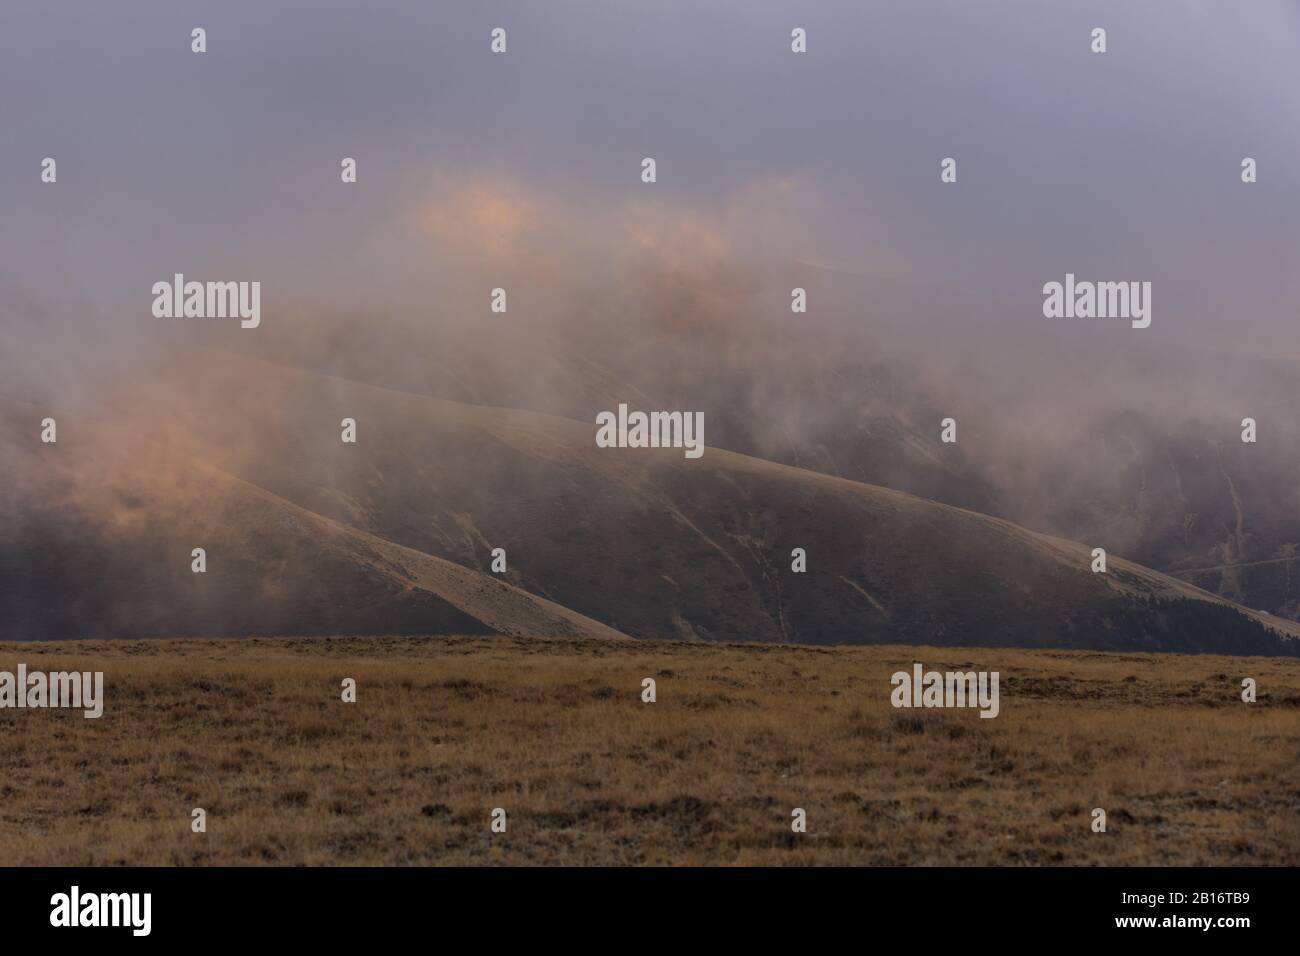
[2,350,1296,654]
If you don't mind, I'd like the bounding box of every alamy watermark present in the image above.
[0,665,103,718]
[50,886,150,936]
[890,662,999,718]
[151,274,260,328]
[595,403,704,459]
[1042,274,1151,329]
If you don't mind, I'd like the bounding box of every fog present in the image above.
[2,1,1299,618]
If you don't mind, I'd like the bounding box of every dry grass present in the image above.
[0,635,1297,865]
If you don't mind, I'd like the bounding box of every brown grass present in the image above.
[0,636,1297,865]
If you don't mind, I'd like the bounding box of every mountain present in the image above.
[3,348,1293,655]
[0,396,625,642]
[219,260,1300,627]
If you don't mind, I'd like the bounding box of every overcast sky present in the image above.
[2,0,1298,360]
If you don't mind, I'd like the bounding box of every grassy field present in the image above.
[0,635,1297,865]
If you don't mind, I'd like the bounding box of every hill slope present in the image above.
[3,349,1286,654]
[0,398,625,642]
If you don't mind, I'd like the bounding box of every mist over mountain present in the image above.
[2,322,1297,655]
[2,2,1297,652]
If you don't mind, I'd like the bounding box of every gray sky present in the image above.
[2,0,1298,362]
